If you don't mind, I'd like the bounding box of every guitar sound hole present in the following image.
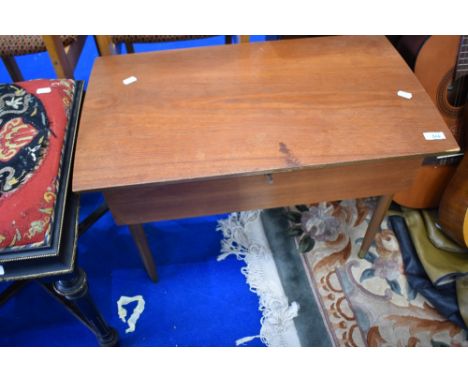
[436,69,466,120]
[447,76,468,107]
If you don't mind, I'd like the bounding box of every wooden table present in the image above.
[73,36,459,282]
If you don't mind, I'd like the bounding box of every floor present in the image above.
[0,36,273,346]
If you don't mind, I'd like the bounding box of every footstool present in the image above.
[0,79,118,346]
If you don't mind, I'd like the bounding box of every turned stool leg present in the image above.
[45,267,118,346]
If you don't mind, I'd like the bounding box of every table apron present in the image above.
[104,157,422,225]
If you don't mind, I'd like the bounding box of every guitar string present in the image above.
[458,37,468,148]
[454,37,463,108]
[461,36,468,107]
[454,36,468,108]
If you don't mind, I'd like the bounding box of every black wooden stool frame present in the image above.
[0,202,118,346]
[0,80,118,346]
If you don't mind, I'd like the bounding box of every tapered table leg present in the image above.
[358,194,394,258]
[51,267,118,346]
[128,224,158,282]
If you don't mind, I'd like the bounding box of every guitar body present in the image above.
[394,36,465,209]
[439,154,468,248]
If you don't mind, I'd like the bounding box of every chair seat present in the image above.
[0,79,79,262]
[0,35,77,57]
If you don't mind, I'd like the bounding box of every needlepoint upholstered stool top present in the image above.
[0,79,77,263]
[0,80,119,347]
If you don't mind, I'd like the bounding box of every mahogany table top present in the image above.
[73,36,458,193]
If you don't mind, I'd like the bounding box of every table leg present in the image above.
[358,194,394,259]
[128,224,158,282]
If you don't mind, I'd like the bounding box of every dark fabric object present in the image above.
[394,35,430,69]
[457,276,468,327]
[402,208,468,286]
[261,208,332,346]
[422,209,468,254]
[389,215,467,330]
[386,35,402,48]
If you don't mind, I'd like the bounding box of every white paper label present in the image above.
[397,90,413,99]
[0,265,4,276]
[423,132,446,140]
[122,76,137,85]
[36,87,51,94]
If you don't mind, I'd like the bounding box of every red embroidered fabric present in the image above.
[0,79,75,253]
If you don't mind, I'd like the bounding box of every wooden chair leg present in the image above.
[1,56,24,82]
[128,224,158,282]
[42,35,74,78]
[49,267,118,346]
[94,35,116,56]
[358,194,394,258]
[124,41,135,54]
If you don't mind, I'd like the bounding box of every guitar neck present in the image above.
[455,36,468,81]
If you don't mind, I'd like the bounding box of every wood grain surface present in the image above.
[104,157,421,224]
[73,36,459,193]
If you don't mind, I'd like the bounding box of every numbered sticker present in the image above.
[423,132,446,140]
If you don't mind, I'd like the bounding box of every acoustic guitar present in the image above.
[439,105,468,248]
[393,36,468,209]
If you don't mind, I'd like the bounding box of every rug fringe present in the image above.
[235,335,261,346]
[217,211,301,347]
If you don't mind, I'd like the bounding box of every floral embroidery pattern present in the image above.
[0,80,75,253]
[0,83,49,195]
[0,117,38,162]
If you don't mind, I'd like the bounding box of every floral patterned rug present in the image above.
[283,198,468,346]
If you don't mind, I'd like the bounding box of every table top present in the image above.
[73,36,459,193]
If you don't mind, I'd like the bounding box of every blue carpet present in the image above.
[0,36,271,346]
